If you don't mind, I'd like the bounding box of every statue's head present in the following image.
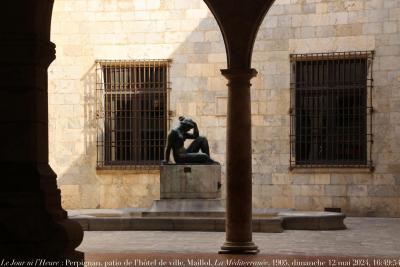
[178,116,195,131]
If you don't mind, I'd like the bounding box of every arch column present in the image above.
[202,0,276,254]
[221,68,258,253]
[0,0,83,260]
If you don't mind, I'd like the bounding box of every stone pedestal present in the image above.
[160,164,221,199]
[146,164,222,217]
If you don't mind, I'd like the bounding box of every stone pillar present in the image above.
[0,0,83,260]
[220,68,258,254]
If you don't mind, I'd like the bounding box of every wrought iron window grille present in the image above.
[95,59,171,170]
[289,51,374,170]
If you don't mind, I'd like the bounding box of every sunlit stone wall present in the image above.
[49,0,400,216]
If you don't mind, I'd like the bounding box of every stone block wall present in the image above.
[250,0,400,217]
[49,0,400,216]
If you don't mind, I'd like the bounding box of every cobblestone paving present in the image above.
[79,218,400,256]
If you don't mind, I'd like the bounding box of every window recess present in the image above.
[95,59,171,170]
[289,51,374,169]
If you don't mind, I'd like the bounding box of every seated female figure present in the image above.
[164,116,216,164]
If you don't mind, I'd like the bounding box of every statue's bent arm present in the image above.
[184,122,199,139]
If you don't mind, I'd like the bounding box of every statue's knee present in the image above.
[198,136,207,142]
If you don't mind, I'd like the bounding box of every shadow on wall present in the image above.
[55,64,100,209]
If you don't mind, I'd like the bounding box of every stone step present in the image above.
[280,211,347,230]
[141,211,226,217]
[72,217,284,233]
[69,210,346,232]
[141,211,279,218]
[148,199,225,213]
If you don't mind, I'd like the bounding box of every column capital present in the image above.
[221,68,258,79]
[0,35,56,67]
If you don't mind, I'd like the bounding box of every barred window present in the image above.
[96,60,171,169]
[289,52,373,169]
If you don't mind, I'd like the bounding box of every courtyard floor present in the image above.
[77,217,400,267]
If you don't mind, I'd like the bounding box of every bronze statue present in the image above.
[163,116,217,164]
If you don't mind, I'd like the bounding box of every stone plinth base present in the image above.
[146,199,224,217]
[160,164,221,199]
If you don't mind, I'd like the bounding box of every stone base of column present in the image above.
[219,241,259,254]
[0,192,84,261]
[0,164,84,261]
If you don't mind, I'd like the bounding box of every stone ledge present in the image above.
[69,209,346,232]
[290,167,373,174]
[72,217,284,233]
[148,199,224,212]
[280,211,347,230]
